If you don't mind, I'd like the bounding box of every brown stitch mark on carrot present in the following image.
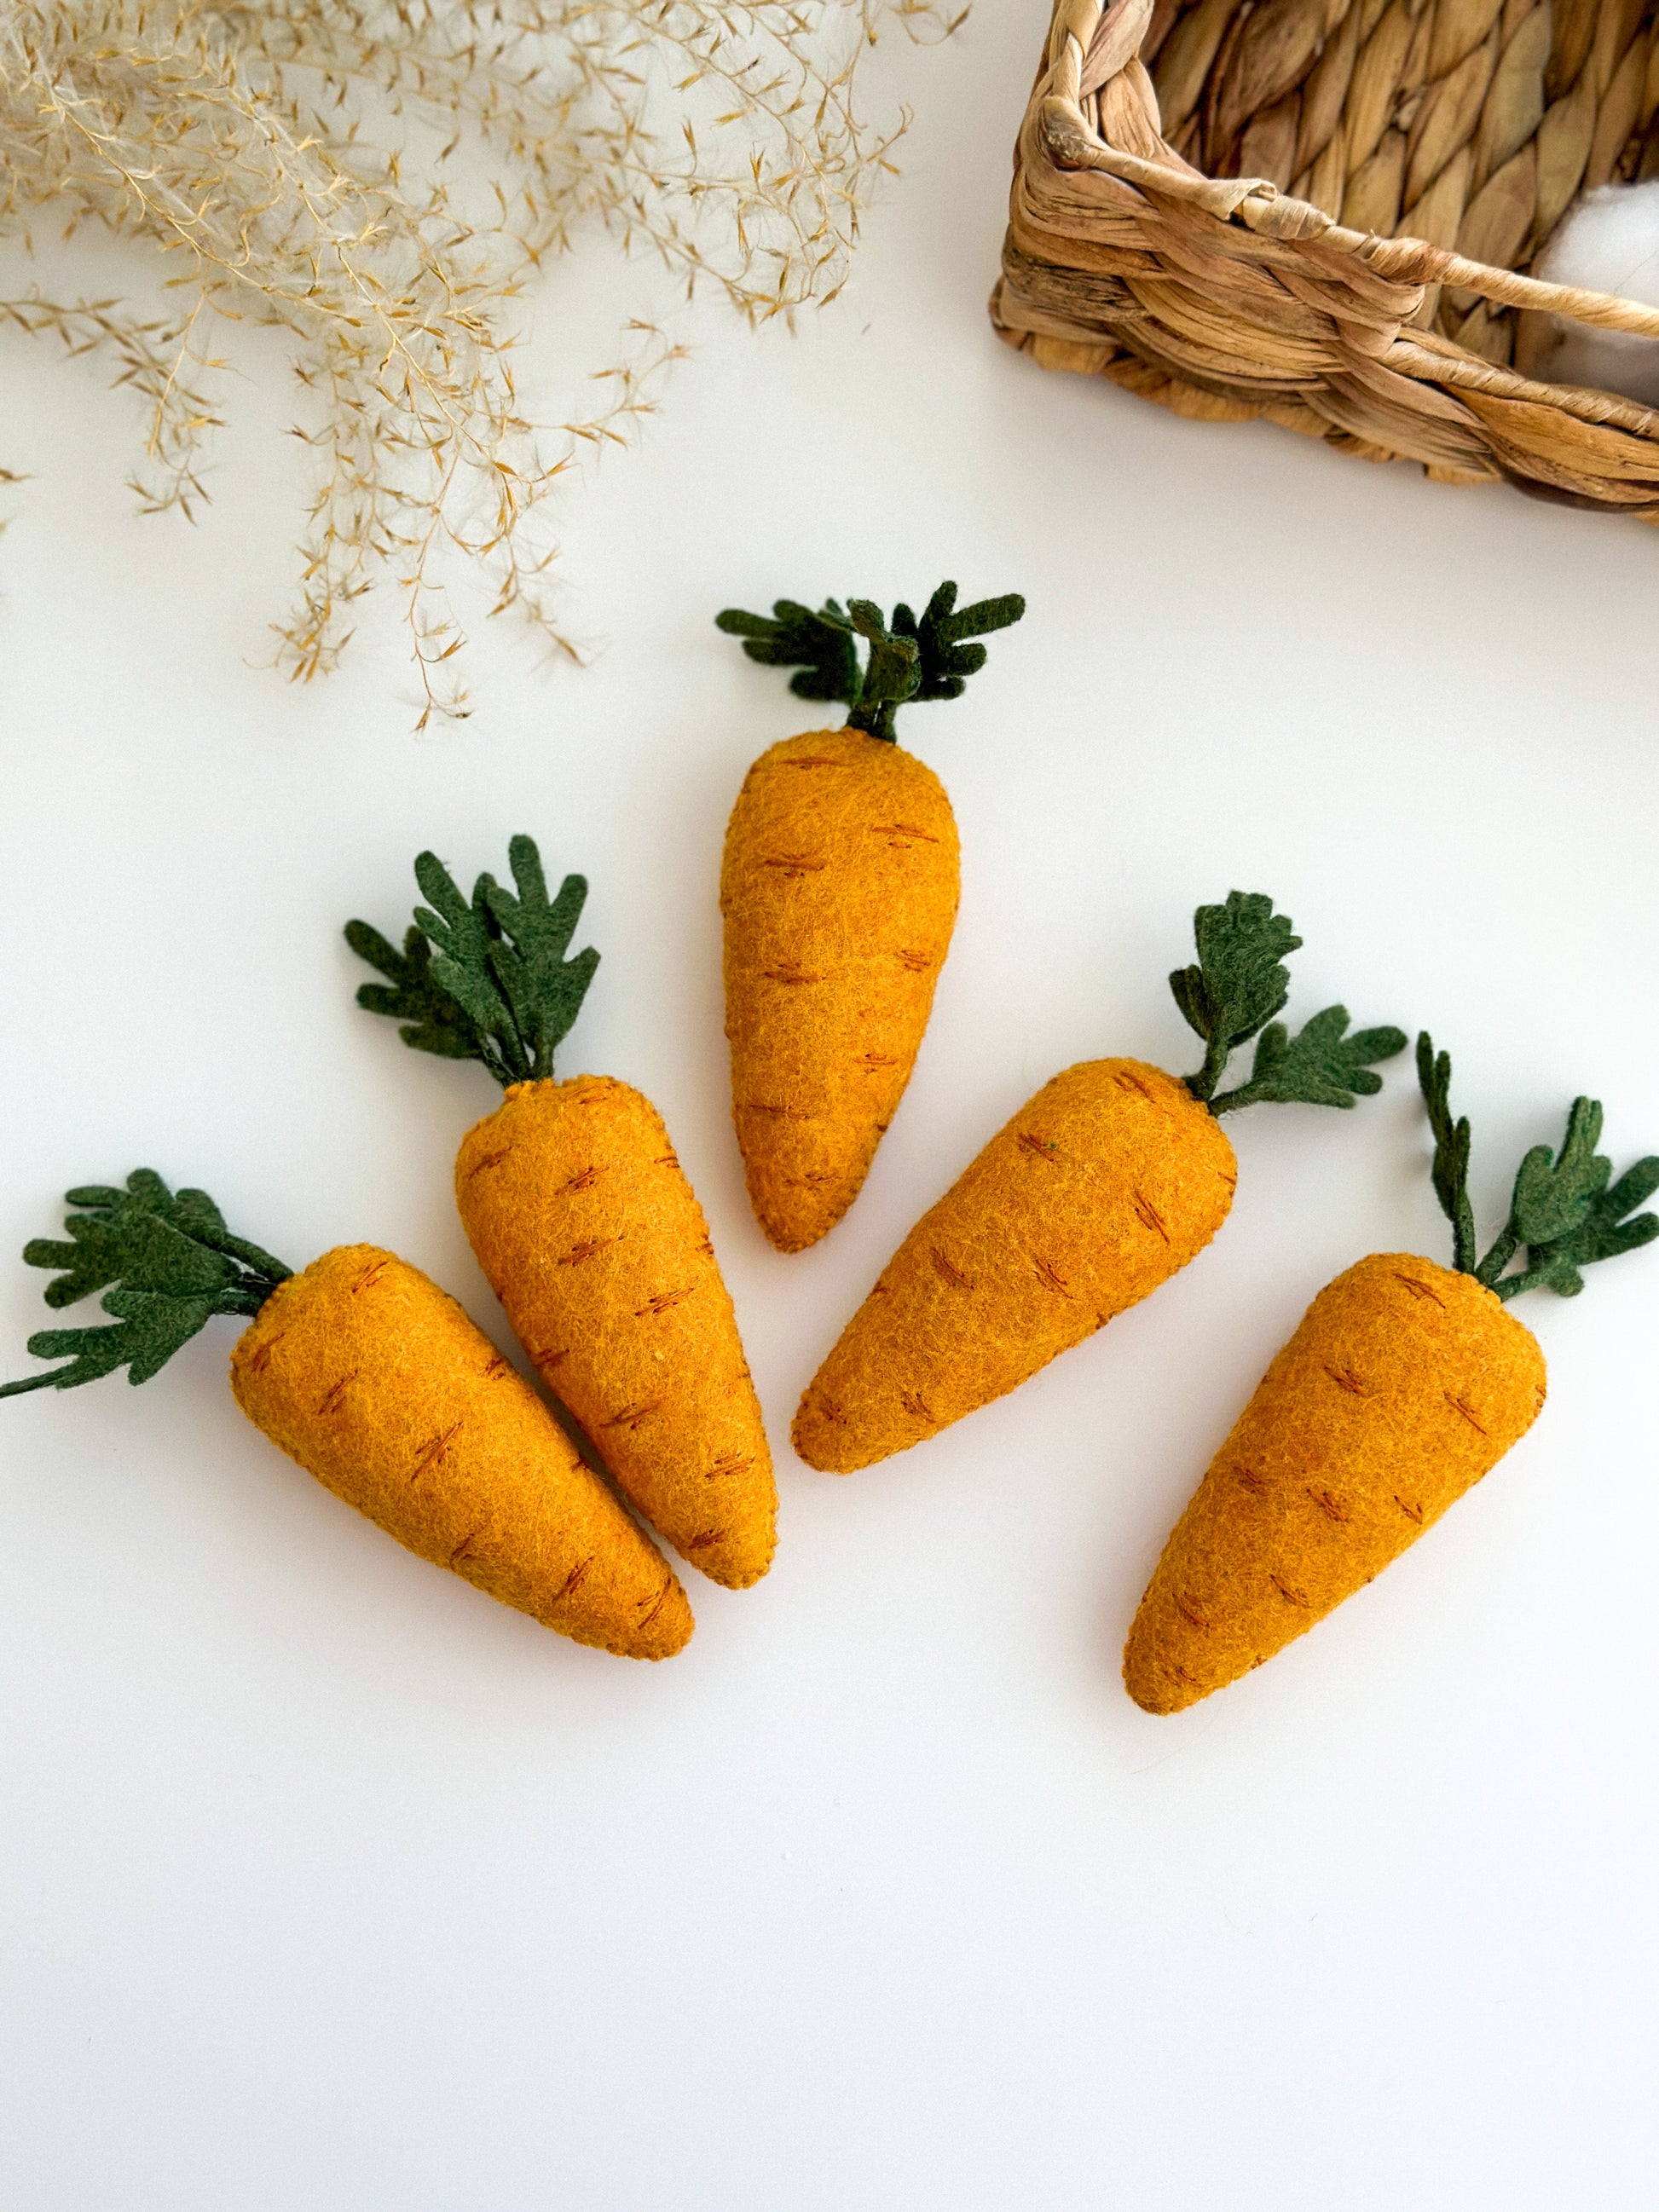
[449,1528,483,1565]
[638,1285,696,1317]
[482,1354,512,1380]
[637,1576,674,1631]
[706,1451,754,1481]
[562,1164,599,1193]
[466,1147,512,1178]
[558,1554,596,1600]
[411,1420,465,1481]
[930,1248,973,1290]
[766,963,822,985]
[1444,1391,1488,1435]
[558,1237,616,1267]
[761,854,828,878]
[1132,1191,1171,1241]
[794,893,1405,1476]
[895,949,934,972]
[246,1333,283,1374]
[315,1371,357,1417]
[900,1390,937,1424]
[1237,1468,1268,1495]
[1324,1363,1372,1396]
[350,1258,392,1296]
[600,1403,659,1433]
[1123,1031,1659,1714]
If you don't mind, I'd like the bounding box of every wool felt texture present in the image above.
[793,1059,1238,1473]
[231,1244,692,1660]
[455,1076,777,1588]
[1122,1254,1547,1715]
[720,726,961,1252]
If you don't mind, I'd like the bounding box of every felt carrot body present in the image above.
[1,1175,691,1659]
[1124,1037,1659,1713]
[716,585,1024,1251]
[350,836,775,1589]
[795,893,1406,1473]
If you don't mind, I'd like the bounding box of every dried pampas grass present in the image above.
[0,2,960,723]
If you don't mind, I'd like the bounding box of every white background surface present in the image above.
[3,10,1658,2209]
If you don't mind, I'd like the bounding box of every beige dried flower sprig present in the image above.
[0,2,961,725]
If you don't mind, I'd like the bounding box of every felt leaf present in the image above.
[410,852,523,1071]
[1175,891,1304,1100]
[718,581,1023,737]
[1535,1166,1659,1295]
[1,1172,290,1397]
[1416,1031,1477,1274]
[1211,1007,1408,1115]
[898,581,1027,704]
[1508,1098,1607,1249]
[1439,1076,1659,1302]
[345,918,492,1066]
[479,836,602,1079]
[1503,1130,1658,1298]
[714,599,862,706]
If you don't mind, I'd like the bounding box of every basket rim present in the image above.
[1043,0,1659,347]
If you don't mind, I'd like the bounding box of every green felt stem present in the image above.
[715,581,1025,742]
[349,834,598,1090]
[1416,1032,1659,1300]
[1172,892,1406,1115]
[0,1171,292,1398]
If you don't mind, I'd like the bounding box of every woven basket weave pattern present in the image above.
[994,0,1659,510]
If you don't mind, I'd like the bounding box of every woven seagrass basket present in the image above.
[993,0,1659,511]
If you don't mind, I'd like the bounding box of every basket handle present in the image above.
[1047,0,1659,342]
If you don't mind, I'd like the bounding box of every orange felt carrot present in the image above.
[349,836,776,1589]
[716,584,1024,1251]
[794,893,1406,1473]
[0,1175,691,1659]
[1124,1035,1659,1713]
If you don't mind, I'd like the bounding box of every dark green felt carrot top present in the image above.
[1417,1033,1659,1300]
[345,834,599,1089]
[716,581,1025,743]
[1171,892,1408,1116]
